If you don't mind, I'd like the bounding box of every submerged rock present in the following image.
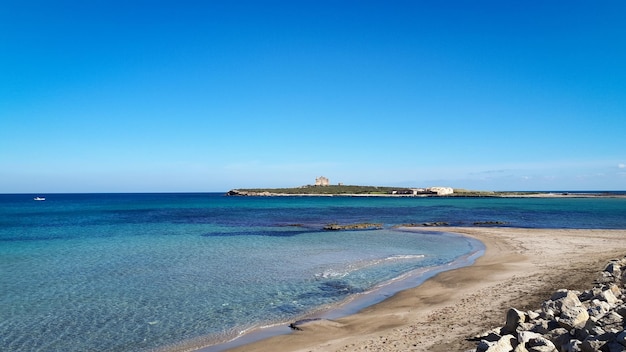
[323,223,383,231]
[318,280,361,295]
[473,221,508,226]
[420,222,451,227]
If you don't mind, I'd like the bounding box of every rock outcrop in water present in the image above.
[470,257,626,352]
[323,223,383,231]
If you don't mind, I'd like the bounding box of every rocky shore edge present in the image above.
[470,257,626,352]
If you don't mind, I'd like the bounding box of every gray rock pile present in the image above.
[470,257,626,352]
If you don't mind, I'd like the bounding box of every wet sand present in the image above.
[221,227,626,352]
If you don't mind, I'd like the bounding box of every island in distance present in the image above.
[226,176,623,198]
[226,185,455,197]
[227,176,456,196]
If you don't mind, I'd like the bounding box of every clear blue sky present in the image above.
[1,1,625,193]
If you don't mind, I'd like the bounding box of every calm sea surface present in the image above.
[1,193,625,351]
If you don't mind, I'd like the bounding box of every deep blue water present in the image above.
[1,193,625,351]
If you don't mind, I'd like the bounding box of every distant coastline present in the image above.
[226,186,626,198]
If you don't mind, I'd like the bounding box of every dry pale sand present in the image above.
[223,227,626,352]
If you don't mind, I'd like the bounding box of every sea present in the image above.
[2,192,626,352]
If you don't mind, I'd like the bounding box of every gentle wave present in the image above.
[314,254,425,279]
[386,254,426,260]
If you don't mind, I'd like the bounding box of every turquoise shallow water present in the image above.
[1,193,625,351]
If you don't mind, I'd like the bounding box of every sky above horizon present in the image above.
[1,1,625,193]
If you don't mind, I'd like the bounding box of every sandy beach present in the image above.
[222,227,626,352]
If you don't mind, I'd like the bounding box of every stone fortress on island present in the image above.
[315,176,330,186]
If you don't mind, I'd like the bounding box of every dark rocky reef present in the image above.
[420,222,451,227]
[289,318,324,331]
[323,223,383,231]
[394,222,451,227]
[473,221,508,226]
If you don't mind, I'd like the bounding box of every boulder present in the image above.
[588,299,612,318]
[559,291,584,310]
[615,305,626,318]
[584,318,606,337]
[545,328,572,351]
[531,319,554,334]
[505,308,528,333]
[543,290,582,317]
[598,311,623,329]
[518,331,544,345]
[605,262,622,277]
[620,269,626,284]
[476,328,504,343]
[563,339,583,352]
[600,289,620,305]
[609,284,622,297]
[616,330,626,347]
[542,308,556,320]
[558,306,590,330]
[526,336,557,352]
[478,334,517,352]
[528,310,541,320]
[580,336,607,352]
[606,341,626,352]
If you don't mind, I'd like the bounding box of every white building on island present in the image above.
[427,187,454,195]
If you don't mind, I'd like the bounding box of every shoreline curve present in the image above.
[198,227,626,352]
[194,231,484,352]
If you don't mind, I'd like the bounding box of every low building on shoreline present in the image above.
[427,187,454,196]
[391,187,454,196]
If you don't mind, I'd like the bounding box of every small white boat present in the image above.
[34,197,46,201]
